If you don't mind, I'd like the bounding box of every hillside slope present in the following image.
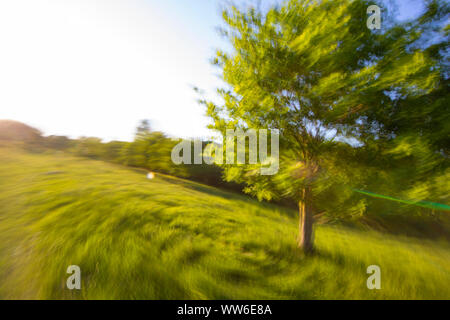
[0,146,449,299]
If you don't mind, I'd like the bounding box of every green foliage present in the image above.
[44,135,74,150]
[0,120,42,142]
[204,0,449,220]
[72,137,104,159]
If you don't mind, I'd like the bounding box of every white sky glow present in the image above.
[0,0,223,141]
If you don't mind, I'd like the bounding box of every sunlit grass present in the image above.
[0,146,449,299]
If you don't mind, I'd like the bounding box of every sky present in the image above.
[0,0,426,141]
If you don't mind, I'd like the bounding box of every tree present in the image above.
[203,0,447,252]
[103,140,127,163]
[45,135,73,150]
[73,137,104,159]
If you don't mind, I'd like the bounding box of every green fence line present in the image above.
[352,189,450,211]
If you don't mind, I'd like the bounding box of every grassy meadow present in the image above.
[0,145,449,299]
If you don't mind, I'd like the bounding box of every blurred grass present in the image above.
[0,146,449,299]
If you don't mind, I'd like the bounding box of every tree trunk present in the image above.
[298,186,314,253]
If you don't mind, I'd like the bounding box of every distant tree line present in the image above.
[0,119,243,193]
